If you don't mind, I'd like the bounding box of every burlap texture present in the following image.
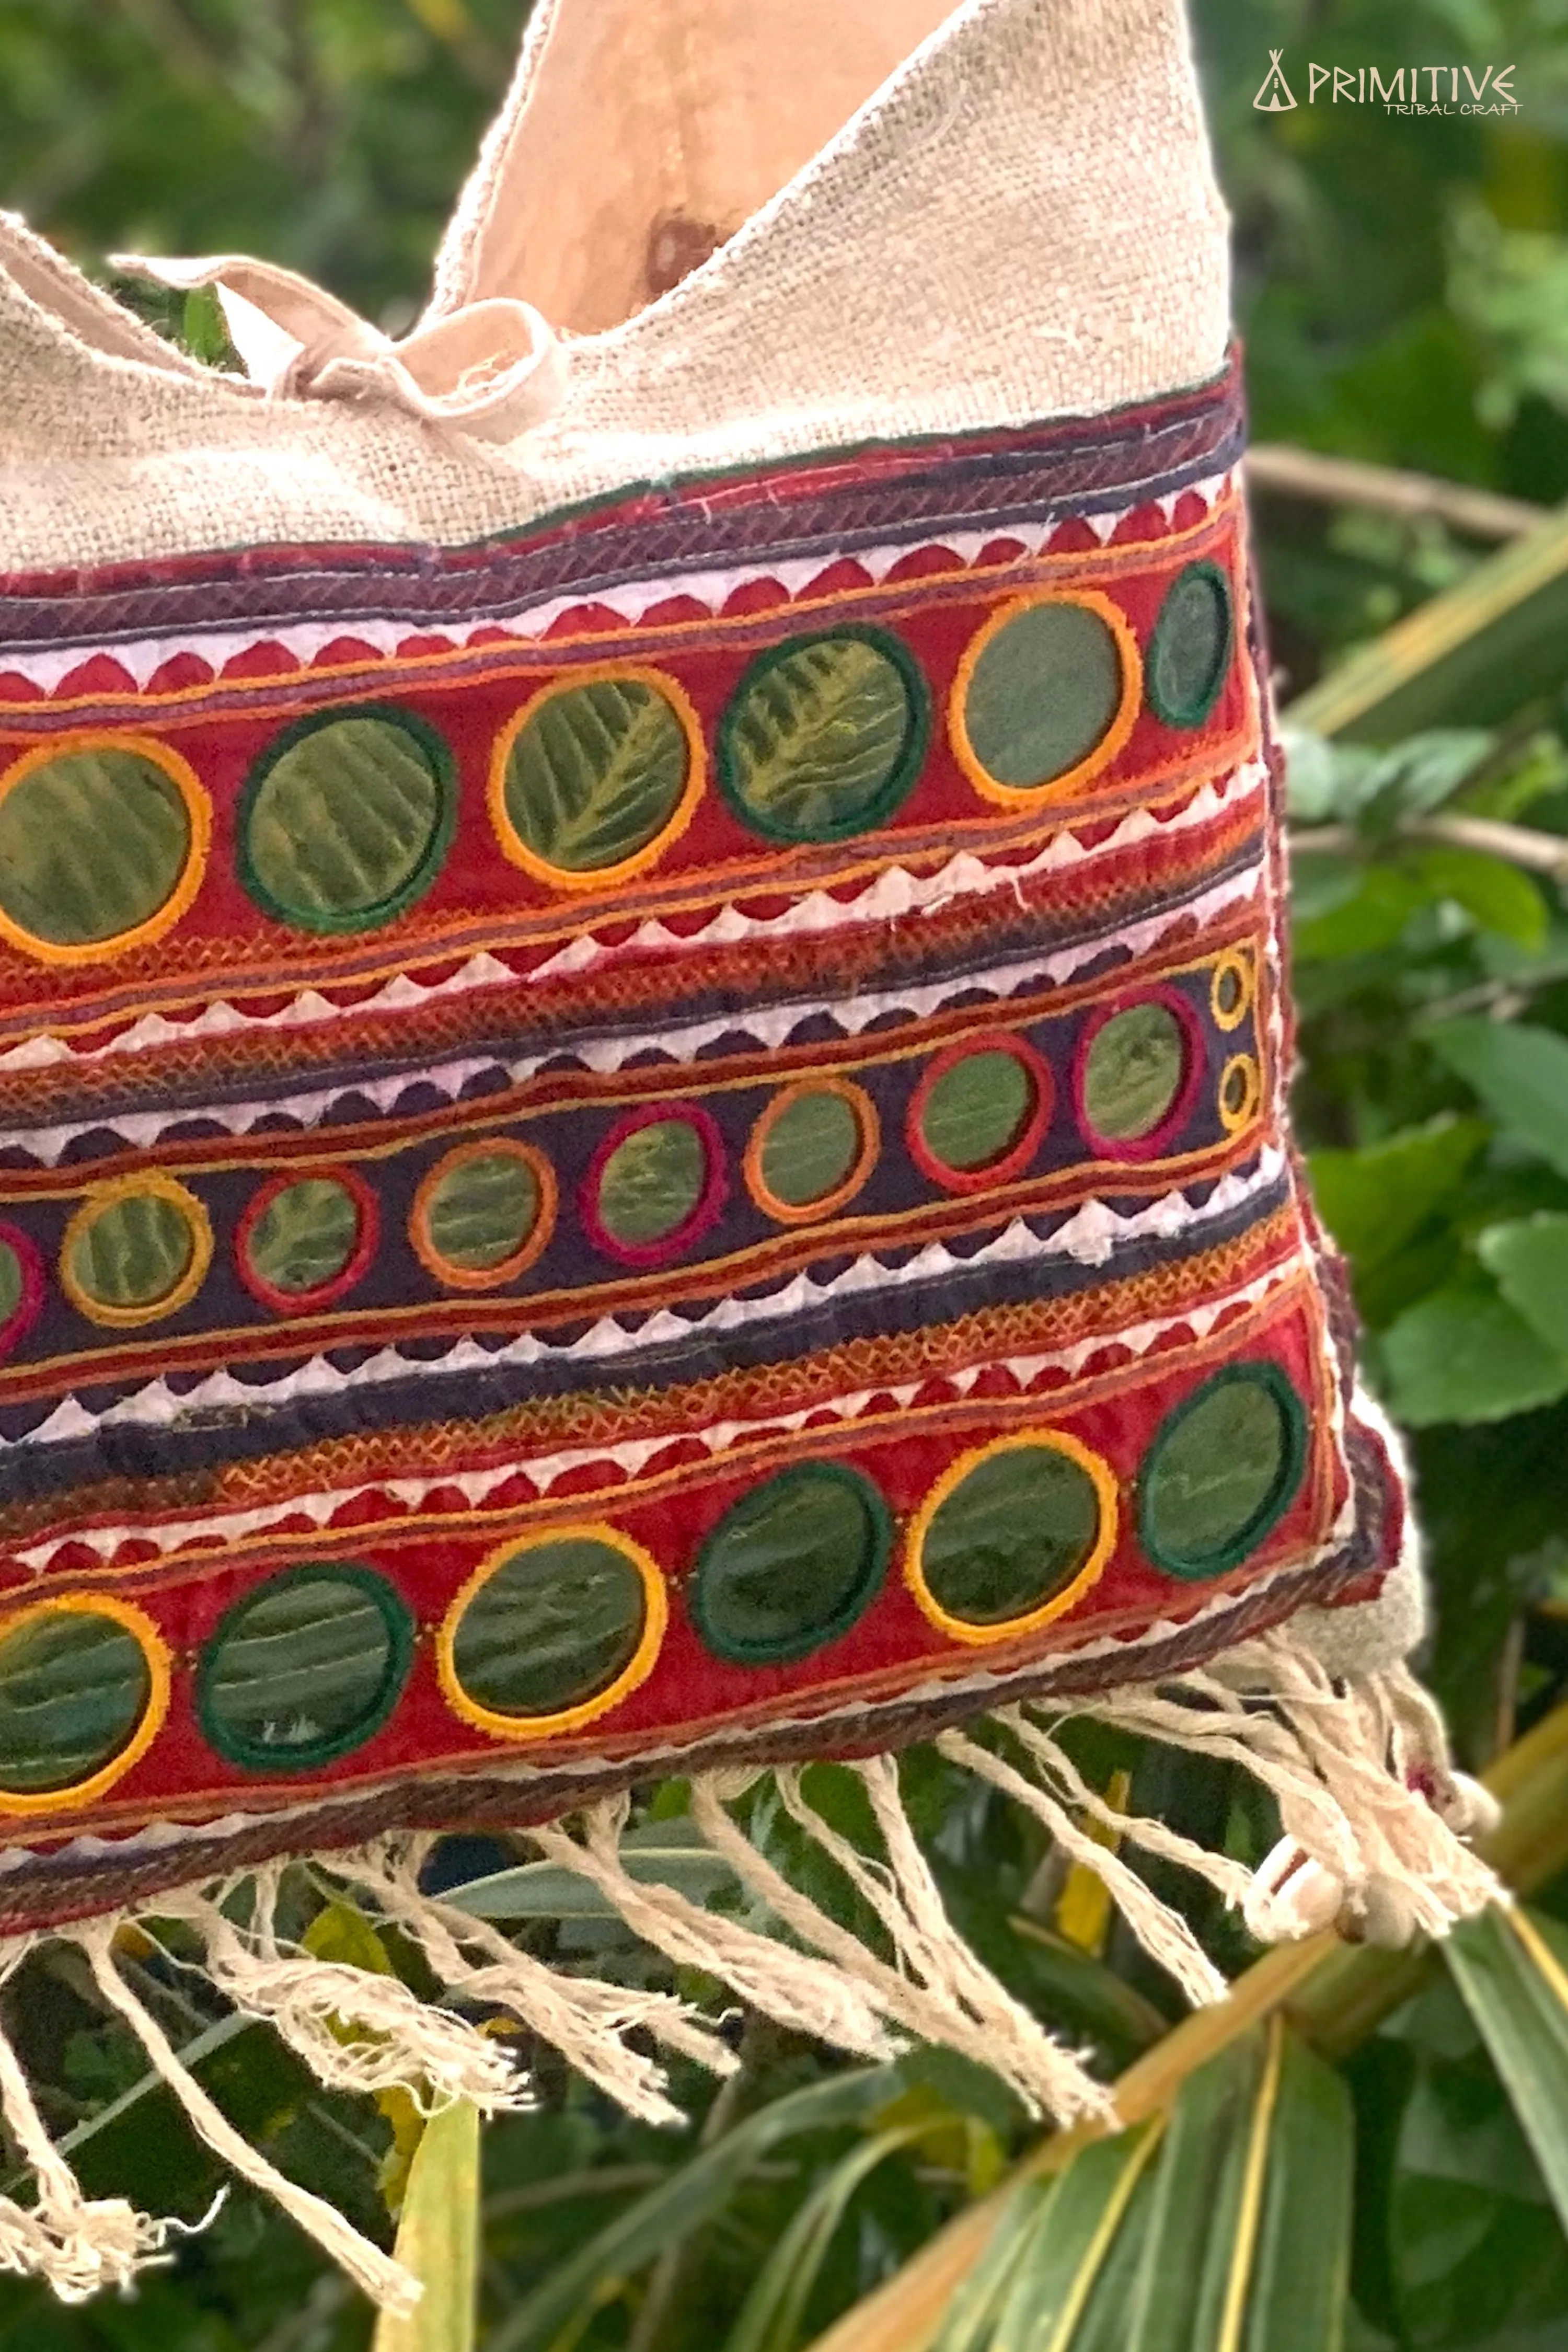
[0,0,1229,571]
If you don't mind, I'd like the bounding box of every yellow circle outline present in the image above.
[743,1078,882,1228]
[947,590,1143,811]
[0,1592,171,1817]
[0,733,212,967]
[1218,1052,1263,1135]
[488,664,707,894]
[1209,946,1258,1033]
[59,1173,215,1330]
[905,1428,1121,1648]
[410,1137,558,1292]
[437,1522,667,1742]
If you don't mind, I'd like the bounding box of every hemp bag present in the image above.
[0,0,1494,2306]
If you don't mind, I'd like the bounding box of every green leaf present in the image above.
[723,2125,924,2352]
[928,2175,1055,2352]
[1123,2034,1265,2352]
[443,1819,735,1919]
[1429,1018,1568,1179]
[303,1899,398,1977]
[1239,2032,1353,2352]
[371,2099,480,2352]
[1292,864,1425,961]
[1479,1215,1568,1355]
[1404,845,1547,948]
[1379,1285,1568,1425]
[486,2069,896,2352]
[1308,1116,1486,1274]
[1444,1907,1568,2244]
[984,2126,1160,2351]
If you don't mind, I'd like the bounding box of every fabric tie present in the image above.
[112,252,565,444]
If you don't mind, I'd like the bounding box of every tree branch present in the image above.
[1248,444,1548,544]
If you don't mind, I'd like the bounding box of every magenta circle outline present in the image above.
[580,1101,730,1269]
[1070,982,1207,1165]
[235,1163,381,1316]
[905,1029,1054,1196]
[0,1224,45,1363]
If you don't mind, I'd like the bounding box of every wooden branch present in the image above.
[1247,444,1547,543]
[803,1698,1568,2352]
[1289,811,1568,883]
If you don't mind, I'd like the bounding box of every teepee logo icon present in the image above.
[1253,50,1297,110]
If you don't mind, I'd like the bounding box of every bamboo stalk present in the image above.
[803,1697,1568,2352]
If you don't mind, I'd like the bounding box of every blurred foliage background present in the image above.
[6,2,1568,2349]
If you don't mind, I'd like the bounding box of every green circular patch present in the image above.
[961,602,1124,790]
[503,677,690,875]
[0,747,192,948]
[69,1192,196,1313]
[0,1611,151,1794]
[1147,563,1233,729]
[719,630,928,844]
[918,1048,1037,1175]
[1081,1002,1187,1144]
[693,1464,892,1665]
[452,1538,647,1720]
[921,1444,1105,1627]
[1138,1364,1308,1580]
[424,1150,542,1275]
[198,1567,413,1771]
[595,1119,707,1250]
[0,1242,21,1329]
[239,707,454,933]
[757,1090,864,1211]
[246,1177,362,1298]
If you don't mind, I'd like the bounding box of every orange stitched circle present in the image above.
[487,664,706,893]
[411,1138,558,1291]
[947,590,1142,810]
[0,733,211,966]
[743,1079,881,1226]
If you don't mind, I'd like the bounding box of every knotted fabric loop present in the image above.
[111,252,565,443]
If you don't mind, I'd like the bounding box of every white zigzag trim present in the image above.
[21,1259,1299,1570]
[9,846,1267,1166]
[0,475,1234,697]
[13,1151,1285,1454]
[0,758,1264,1086]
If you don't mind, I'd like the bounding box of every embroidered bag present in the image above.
[0,0,1497,2307]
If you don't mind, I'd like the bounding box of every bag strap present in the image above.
[113,253,564,443]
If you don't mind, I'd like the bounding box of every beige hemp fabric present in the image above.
[0,0,1228,568]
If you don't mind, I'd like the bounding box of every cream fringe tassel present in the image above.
[0,1629,1500,2313]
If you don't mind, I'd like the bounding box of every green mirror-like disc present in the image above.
[921,1444,1105,1626]
[1139,1367,1306,1579]
[1082,1002,1187,1144]
[424,1150,542,1274]
[0,1611,151,1794]
[0,748,192,948]
[757,1090,864,1210]
[694,1465,891,1664]
[1148,564,1233,729]
[595,1119,707,1250]
[246,1177,362,1297]
[720,633,924,843]
[241,712,452,931]
[199,1570,411,1770]
[452,1539,647,1719]
[69,1191,197,1312]
[503,678,690,875]
[918,1049,1036,1174]
[961,603,1124,790]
